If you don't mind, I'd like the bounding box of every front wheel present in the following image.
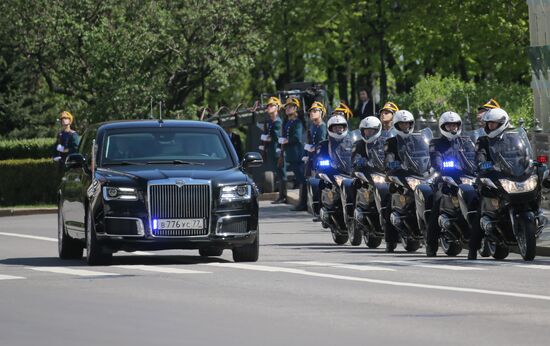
[364,234,382,249]
[489,241,509,260]
[331,227,349,245]
[517,218,537,261]
[347,219,362,246]
[86,213,113,266]
[440,237,462,256]
[232,233,259,262]
[403,239,420,252]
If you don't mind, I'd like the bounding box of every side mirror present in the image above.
[241,152,263,169]
[65,153,85,170]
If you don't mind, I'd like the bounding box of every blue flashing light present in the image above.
[319,159,331,167]
[153,219,158,230]
[443,160,456,169]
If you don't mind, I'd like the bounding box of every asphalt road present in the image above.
[1,202,550,346]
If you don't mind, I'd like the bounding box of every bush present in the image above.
[391,74,534,128]
[0,159,61,206]
[0,138,56,160]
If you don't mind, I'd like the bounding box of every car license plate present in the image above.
[157,218,204,230]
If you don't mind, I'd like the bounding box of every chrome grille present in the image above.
[149,184,210,237]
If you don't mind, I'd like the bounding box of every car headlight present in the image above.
[220,184,252,202]
[371,173,386,184]
[405,177,423,191]
[461,177,475,185]
[102,186,138,201]
[499,175,538,194]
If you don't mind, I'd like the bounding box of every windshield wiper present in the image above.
[103,161,144,166]
[146,160,205,166]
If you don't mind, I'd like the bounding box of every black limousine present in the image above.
[57,120,262,265]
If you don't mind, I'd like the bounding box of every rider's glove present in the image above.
[386,160,401,170]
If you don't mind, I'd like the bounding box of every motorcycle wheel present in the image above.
[365,236,382,249]
[331,227,349,245]
[517,218,536,261]
[347,219,362,246]
[478,238,491,257]
[403,239,420,252]
[489,241,509,260]
[440,237,462,256]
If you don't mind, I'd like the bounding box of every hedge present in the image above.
[0,159,61,206]
[0,138,56,160]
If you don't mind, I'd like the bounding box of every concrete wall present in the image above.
[528,0,550,130]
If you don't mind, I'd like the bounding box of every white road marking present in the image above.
[414,264,486,271]
[114,265,210,274]
[203,263,550,302]
[132,251,155,256]
[0,274,25,280]
[286,261,396,271]
[28,267,120,277]
[514,264,550,270]
[0,232,56,242]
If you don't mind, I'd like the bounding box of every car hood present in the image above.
[97,166,248,186]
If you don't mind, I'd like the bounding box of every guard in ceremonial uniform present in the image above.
[261,97,287,204]
[53,111,80,172]
[379,101,399,138]
[280,97,306,211]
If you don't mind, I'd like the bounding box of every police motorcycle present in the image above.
[415,130,477,256]
[310,115,355,245]
[344,117,394,247]
[470,126,547,261]
[386,127,434,252]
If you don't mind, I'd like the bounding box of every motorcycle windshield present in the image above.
[329,135,354,174]
[397,132,431,176]
[367,140,387,171]
[441,137,477,175]
[489,128,533,177]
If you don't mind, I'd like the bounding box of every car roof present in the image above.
[96,120,222,132]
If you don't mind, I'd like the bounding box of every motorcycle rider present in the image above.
[262,96,287,204]
[473,99,500,138]
[468,107,510,260]
[352,116,383,169]
[383,110,416,252]
[316,113,354,175]
[305,101,328,220]
[425,111,465,257]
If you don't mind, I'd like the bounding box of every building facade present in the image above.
[528,0,550,130]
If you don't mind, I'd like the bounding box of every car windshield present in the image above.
[100,127,234,169]
[397,130,432,176]
[489,128,533,177]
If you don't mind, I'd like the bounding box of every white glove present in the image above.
[301,156,308,163]
[258,145,265,151]
[53,156,62,162]
[56,144,65,153]
[278,137,288,145]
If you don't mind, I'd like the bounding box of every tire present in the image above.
[263,171,275,193]
[331,228,349,245]
[517,218,536,261]
[199,247,223,257]
[403,239,420,252]
[478,238,491,257]
[232,233,259,262]
[489,241,509,260]
[348,219,362,246]
[440,237,462,257]
[86,212,113,266]
[58,207,83,259]
[365,236,382,249]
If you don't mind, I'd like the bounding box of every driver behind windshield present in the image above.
[425,111,468,257]
[351,116,384,171]
[316,111,354,176]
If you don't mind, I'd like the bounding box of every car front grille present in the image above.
[149,184,210,237]
[218,220,248,234]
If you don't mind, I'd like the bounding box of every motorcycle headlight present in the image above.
[102,186,138,201]
[405,177,423,191]
[371,173,387,184]
[461,177,475,185]
[499,175,538,194]
[220,184,252,202]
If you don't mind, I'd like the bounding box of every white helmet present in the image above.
[359,116,382,143]
[439,111,462,140]
[483,108,509,138]
[392,110,415,138]
[327,115,349,139]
